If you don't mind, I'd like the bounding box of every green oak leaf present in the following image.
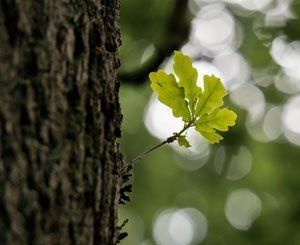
[173,51,202,112]
[177,136,191,148]
[195,108,237,143]
[198,131,223,144]
[149,51,237,147]
[195,75,227,118]
[149,70,191,122]
[195,108,237,132]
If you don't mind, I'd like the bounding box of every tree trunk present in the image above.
[0,0,123,244]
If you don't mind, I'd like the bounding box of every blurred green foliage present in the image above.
[119,0,300,244]
[119,0,171,73]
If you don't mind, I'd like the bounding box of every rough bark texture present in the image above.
[0,0,123,244]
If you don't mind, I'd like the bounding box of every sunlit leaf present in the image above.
[195,108,237,132]
[195,108,237,143]
[173,51,202,112]
[149,51,237,147]
[149,70,191,121]
[177,135,191,148]
[198,130,223,144]
[195,75,227,117]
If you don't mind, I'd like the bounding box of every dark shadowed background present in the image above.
[119,0,300,244]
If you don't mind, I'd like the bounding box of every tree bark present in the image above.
[0,0,123,244]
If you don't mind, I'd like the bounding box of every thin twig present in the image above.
[122,119,195,173]
[126,140,169,166]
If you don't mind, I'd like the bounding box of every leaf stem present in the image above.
[123,118,196,172]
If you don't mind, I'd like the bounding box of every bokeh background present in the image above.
[118,0,300,244]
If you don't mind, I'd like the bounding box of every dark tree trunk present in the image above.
[0,0,123,244]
